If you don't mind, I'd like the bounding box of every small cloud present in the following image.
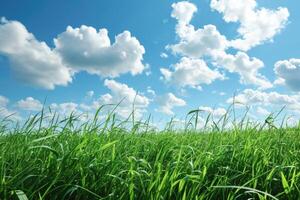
[199,106,227,117]
[50,102,78,116]
[147,87,156,97]
[86,90,94,98]
[100,79,150,119]
[16,97,43,111]
[160,52,168,58]
[156,93,186,115]
[274,59,300,91]
[0,95,9,107]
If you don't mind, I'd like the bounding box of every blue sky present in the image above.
[1,0,300,126]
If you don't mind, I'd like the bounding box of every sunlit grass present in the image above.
[0,106,300,199]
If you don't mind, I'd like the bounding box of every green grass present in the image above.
[0,108,300,199]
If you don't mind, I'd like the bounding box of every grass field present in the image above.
[0,108,300,200]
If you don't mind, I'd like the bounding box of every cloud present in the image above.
[50,102,78,116]
[211,0,289,51]
[199,106,227,117]
[75,81,151,119]
[0,19,72,90]
[99,79,150,118]
[0,19,146,90]
[227,89,300,113]
[160,57,224,88]
[0,95,9,107]
[167,2,271,90]
[213,51,272,89]
[54,25,145,78]
[274,59,300,91]
[171,1,197,24]
[169,2,227,58]
[0,95,19,119]
[168,24,228,58]
[256,106,270,116]
[146,87,156,97]
[160,53,168,58]
[16,97,43,111]
[156,93,186,115]
[86,90,95,98]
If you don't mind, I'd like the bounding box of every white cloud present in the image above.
[169,2,227,58]
[54,25,145,78]
[17,97,43,111]
[213,51,272,89]
[99,79,150,118]
[0,95,20,119]
[171,1,197,24]
[147,87,156,97]
[199,106,227,117]
[0,19,72,90]
[156,93,186,115]
[167,2,271,90]
[274,59,300,91]
[0,95,9,107]
[168,24,228,58]
[211,0,289,51]
[103,79,149,106]
[0,108,16,119]
[227,89,300,112]
[86,90,95,98]
[0,19,146,90]
[256,106,270,116]
[160,52,168,58]
[160,57,224,88]
[50,102,78,116]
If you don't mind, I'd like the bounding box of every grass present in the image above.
[0,106,300,199]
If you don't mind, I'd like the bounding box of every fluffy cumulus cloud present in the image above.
[54,25,145,77]
[169,2,227,58]
[99,79,150,118]
[0,18,72,89]
[156,93,186,115]
[171,1,197,24]
[211,0,289,51]
[274,59,300,91]
[17,97,43,111]
[160,57,224,89]
[169,24,228,58]
[227,89,300,113]
[168,2,227,58]
[168,2,225,58]
[0,18,146,89]
[166,1,272,90]
[213,51,272,89]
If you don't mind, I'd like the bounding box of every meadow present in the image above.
[0,106,300,200]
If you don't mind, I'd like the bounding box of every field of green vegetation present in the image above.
[0,108,300,200]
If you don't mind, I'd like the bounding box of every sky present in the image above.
[1,0,300,127]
